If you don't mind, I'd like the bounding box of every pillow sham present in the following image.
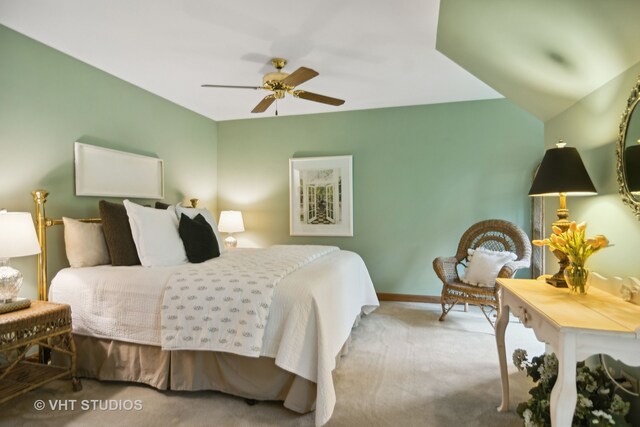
[62,217,111,268]
[123,200,188,267]
[462,247,517,287]
[175,204,224,251]
[179,213,220,263]
[99,200,141,266]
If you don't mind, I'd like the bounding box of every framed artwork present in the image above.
[289,155,353,236]
[74,142,164,199]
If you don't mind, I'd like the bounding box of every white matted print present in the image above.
[289,155,353,236]
[75,142,164,199]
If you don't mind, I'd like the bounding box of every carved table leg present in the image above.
[495,304,510,412]
[550,333,577,426]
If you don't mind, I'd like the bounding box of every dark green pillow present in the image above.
[155,201,171,210]
[99,200,141,266]
[178,213,220,263]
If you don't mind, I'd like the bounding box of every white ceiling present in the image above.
[0,0,502,121]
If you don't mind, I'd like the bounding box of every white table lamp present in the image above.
[0,211,41,302]
[218,210,245,249]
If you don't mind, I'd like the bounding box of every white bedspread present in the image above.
[50,247,379,427]
[161,245,339,356]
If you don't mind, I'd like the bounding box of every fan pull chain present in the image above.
[275,99,278,116]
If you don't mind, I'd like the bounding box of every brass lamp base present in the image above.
[546,245,569,288]
[546,197,570,288]
[546,276,568,288]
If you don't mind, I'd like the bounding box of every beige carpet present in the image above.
[1,302,543,427]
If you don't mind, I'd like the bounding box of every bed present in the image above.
[32,190,379,426]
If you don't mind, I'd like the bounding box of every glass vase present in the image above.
[0,258,22,302]
[564,263,590,295]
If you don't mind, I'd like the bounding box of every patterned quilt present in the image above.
[160,245,339,357]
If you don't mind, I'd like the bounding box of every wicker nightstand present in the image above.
[0,300,81,404]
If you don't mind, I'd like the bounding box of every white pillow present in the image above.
[462,247,517,287]
[175,204,224,252]
[123,200,187,267]
[62,217,111,268]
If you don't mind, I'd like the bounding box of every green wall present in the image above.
[0,24,218,299]
[218,100,543,295]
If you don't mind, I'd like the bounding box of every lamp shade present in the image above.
[0,212,41,258]
[528,143,597,196]
[218,211,245,233]
[625,144,640,193]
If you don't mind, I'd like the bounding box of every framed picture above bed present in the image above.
[74,142,164,199]
[289,155,353,236]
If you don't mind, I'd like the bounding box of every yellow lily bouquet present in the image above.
[532,221,609,294]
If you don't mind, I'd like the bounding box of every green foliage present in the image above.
[512,349,630,427]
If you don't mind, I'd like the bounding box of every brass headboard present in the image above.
[32,190,100,301]
[32,189,198,301]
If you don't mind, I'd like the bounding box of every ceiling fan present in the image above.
[202,58,345,114]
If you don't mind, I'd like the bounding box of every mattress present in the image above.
[50,247,379,426]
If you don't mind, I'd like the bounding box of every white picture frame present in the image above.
[74,142,164,199]
[289,155,353,236]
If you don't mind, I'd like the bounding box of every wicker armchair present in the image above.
[432,219,532,328]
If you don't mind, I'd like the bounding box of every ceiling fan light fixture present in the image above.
[202,57,345,114]
[263,71,289,86]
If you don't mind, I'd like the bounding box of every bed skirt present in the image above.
[62,334,351,414]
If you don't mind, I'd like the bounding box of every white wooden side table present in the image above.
[495,278,640,426]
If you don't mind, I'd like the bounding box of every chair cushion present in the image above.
[462,247,517,287]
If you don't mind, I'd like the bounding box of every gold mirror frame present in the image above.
[616,76,640,219]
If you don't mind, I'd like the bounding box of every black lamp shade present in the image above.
[528,146,597,196]
[625,144,640,192]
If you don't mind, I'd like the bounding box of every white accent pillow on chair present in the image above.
[462,247,517,287]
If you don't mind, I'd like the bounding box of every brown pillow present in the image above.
[99,200,141,266]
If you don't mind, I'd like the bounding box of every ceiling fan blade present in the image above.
[293,90,345,106]
[251,95,276,113]
[201,84,262,90]
[282,67,319,87]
